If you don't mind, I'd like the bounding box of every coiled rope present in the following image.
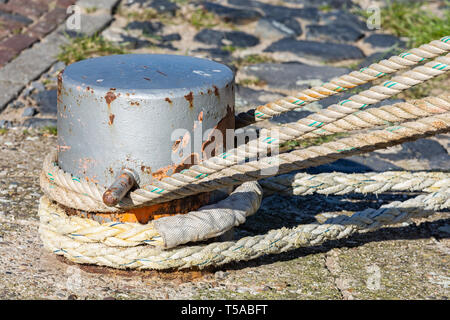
[38,36,450,270]
[41,110,450,211]
[39,187,449,270]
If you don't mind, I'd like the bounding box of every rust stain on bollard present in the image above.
[212,85,220,98]
[105,91,117,107]
[108,114,115,125]
[184,91,194,108]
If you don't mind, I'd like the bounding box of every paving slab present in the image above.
[0,0,448,300]
[0,80,24,112]
[264,38,365,62]
[241,62,351,90]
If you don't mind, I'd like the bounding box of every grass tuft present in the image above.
[57,34,127,65]
[40,126,57,136]
[221,45,238,53]
[238,77,267,86]
[280,133,349,152]
[239,54,276,65]
[189,8,219,29]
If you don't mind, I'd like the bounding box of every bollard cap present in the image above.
[58,54,235,187]
[62,54,234,96]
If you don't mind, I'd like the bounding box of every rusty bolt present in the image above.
[102,169,137,206]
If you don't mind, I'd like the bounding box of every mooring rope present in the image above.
[41,94,450,212]
[37,36,450,270]
[38,171,449,249]
[106,56,449,208]
[41,111,450,211]
[260,171,450,196]
[39,181,262,248]
[234,36,450,128]
[301,94,450,139]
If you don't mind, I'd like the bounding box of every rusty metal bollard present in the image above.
[57,54,235,223]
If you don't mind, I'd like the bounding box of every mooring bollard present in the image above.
[57,54,235,223]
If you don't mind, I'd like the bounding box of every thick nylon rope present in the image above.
[39,187,449,270]
[114,58,449,207]
[206,56,450,177]
[39,56,450,213]
[234,36,450,128]
[37,36,450,270]
[301,94,450,139]
[41,112,450,211]
[260,171,450,196]
[39,181,262,248]
[38,171,448,249]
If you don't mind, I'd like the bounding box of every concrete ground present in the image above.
[0,0,449,299]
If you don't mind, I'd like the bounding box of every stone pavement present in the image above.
[0,0,449,299]
[0,0,78,67]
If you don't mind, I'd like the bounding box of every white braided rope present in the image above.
[302,94,450,139]
[38,171,448,249]
[234,36,450,127]
[260,171,450,196]
[40,43,450,212]
[39,187,449,270]
[41,112,450,211]
[39,181,262,248]
[135,59,450,206]
[37,66,442,212]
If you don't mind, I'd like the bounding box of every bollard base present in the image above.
[60,192,212,224]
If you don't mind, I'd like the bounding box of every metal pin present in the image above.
[102,169,137,206]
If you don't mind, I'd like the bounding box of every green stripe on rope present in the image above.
[150,187,164,194]
[432,63,447,70]
[293,99,307,106]
[400,52,411,58]
[308,121,324,128]
[383,81,397,88]
[337,147,357,152]
[262,137,277,144]
[359,104,368,110]
[255,111,265,118]
[386,126,403,132]
[220,152,229,159]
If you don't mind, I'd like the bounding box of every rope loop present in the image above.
[38,36,450,270]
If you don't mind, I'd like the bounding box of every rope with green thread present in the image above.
[234,36,450,128]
